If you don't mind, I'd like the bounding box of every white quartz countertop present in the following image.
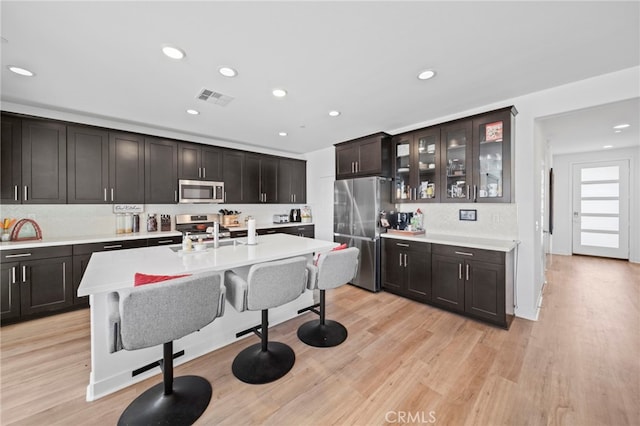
[78,233,335,296]
[381,232,519,252]
[0,231,183,251]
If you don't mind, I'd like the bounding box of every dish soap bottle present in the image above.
[182,232,192,252]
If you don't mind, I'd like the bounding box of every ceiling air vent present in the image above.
[196,88,234,107]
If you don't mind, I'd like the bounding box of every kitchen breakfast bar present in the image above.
[77,233,336,401]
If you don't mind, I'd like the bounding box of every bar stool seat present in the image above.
[224,256,308,384]
[107,271,225,425]
[297,247,359,347]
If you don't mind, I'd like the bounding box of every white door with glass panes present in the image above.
[572,160,629,259]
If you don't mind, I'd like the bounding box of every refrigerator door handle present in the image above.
[333,233,376,242]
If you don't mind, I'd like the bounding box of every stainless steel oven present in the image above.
[178,179,224,203]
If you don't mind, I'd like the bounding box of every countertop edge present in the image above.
[381,232,519,252]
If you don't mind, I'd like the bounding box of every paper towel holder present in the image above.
[246,217,257,245]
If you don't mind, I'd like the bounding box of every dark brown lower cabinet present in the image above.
[244,225,315,239]
[383,239,514,328]
[1,246,73,323]
[382,239,431,303]
[431,244,514,328]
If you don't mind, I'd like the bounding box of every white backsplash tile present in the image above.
[0,203,309,238]
[396,203,518,240]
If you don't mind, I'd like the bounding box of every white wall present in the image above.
[551,146,640,262]
[304,147,335,242]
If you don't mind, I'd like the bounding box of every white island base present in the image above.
[79,234,336,401]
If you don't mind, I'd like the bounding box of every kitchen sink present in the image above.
[168,239,243,252]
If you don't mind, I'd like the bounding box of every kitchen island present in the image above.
[78,233,336,401]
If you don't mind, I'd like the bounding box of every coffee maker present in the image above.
[394,212,413,230]
[289,208,301,222]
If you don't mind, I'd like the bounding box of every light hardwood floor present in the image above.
[1,255,638,425]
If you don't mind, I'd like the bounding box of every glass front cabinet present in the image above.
[392,127,441,203]
[394,106,516,204]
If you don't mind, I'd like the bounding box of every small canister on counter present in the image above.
[132,214,140,233]
[147,213,157,232]
[160,214,171,231]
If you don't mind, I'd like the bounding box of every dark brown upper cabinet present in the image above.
[21,118,67,204]
[177,142,222,181]
[278,158,306,204]
[108,132,145,203]
[244,154,278,203]
[335,132,391,179]
[1,114,22,204]
[392,127,441,203]
[67,125,109,204]
[145,137,178,204]
[221,149,244,203]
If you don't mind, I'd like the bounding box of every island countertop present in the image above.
[78,233,336,297]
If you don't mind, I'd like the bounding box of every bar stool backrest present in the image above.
[314,247,359,290]
[246,256,308,310]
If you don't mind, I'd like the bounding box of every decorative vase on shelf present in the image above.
[1,230,10,241]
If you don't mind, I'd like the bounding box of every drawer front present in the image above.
[385,239,430,254]
[147,236,182,246]
[2,245,72,262]
[73,239,147,256]
[432,244,504,264]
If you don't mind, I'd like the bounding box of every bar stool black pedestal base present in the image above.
[118,375,212,426]
[232,342,295,384]
[297,319,348,347]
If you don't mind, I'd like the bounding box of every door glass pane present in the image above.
[581,216,619,232]
[478,120,504,198]
[581,200,619,214]
[395,140,411,200]
[445,129,467,199]
[581,166,619,181]
[581,183,619,198]
[417,135,437,199]
[581,232,619,248]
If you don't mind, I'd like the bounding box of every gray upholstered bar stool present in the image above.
[224,256,308,384]
[297,247,359,347]
[107,271,225,426]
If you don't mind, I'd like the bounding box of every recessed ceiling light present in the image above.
[219,67,237,77]
[279,132,288,136]
[186,109,200,115]
[329,110,341,117]
[162,45,186,60]
[614,130,622,134]
[603,145,613,149]
[8,66,35,77]
[613,123,630,130]
[417,69,436,80]
[272,88,287,98]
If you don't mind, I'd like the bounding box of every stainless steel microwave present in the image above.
[178,179,224,203]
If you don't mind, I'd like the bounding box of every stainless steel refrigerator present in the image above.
[334,177,394,292]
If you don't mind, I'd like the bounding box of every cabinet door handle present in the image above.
[104,188,107,202]
[396,243,409,247]
[454,251,473,256]
[156,240,173,244]
[466,263,470,281]
[5,253,32,259]
[404,253,408,267]
[458,263,462,280]
[174,190,178,203]
[473,185,477,201]
[466,185,470,199]
[224,191,227,203]
[22,265,27,283]
[399,253,403,267]
[103,244,123,249]
[11,266,16,284]
[111,188,114,202]
[14,185,18,201]
[202,168,206,179]
[356,161,359,173]
[24,185,28,201]
[293,194,296,203]
[198,167,201,178]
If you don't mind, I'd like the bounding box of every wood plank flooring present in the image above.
[1,254,638,425]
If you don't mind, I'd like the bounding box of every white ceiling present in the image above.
[1,1,639,155]
[539,98,640,156]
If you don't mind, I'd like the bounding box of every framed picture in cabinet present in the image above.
[485,121,503,142]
